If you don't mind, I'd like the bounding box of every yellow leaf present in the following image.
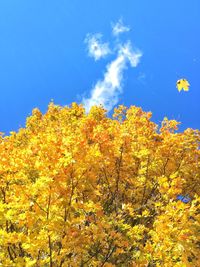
[176,79,190,92]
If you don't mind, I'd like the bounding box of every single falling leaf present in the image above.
[176,79,190,92]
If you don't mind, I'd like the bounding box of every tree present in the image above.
[0,102,199,266]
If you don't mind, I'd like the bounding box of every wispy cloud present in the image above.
[83,42,142,112]
[82,20,142,112]
[85,33,111,61]
[112,18,130,36]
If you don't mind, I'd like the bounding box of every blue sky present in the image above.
[0,0,199,134]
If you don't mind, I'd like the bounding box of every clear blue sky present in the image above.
[0,0,199,134]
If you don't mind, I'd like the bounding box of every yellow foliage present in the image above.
[0,103,199,266]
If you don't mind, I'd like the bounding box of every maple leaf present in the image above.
[176,78,190,92]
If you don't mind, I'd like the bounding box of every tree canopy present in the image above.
[0,103,199,266]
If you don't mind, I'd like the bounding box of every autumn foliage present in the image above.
[0,103,199,266]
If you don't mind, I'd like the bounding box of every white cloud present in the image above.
[118,41,141,67]
[83,42,142,112]
[85,33,111,61]
[112,19,130,36]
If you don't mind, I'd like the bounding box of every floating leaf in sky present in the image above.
[176,79,190,92]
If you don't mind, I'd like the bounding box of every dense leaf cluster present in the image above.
[0,103,199,266]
